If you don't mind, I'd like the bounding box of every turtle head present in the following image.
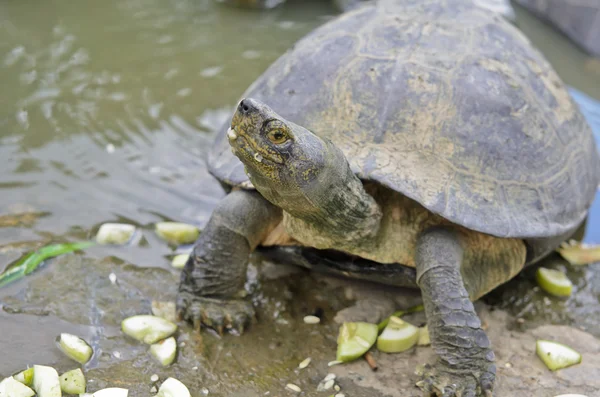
[228,98,381,236]
[228,98,329,211]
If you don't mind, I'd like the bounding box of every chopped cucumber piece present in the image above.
[33,365,62,397]
[13,368,34,386]
[170,254,189,269]
[377,316,419,353]
[536,340,582,371]
[150,336,177,366]
[121,315,177,344]
[59,369,86,395]
[558,242,600,265]
[155,222,199,245]
[92,388,128,397]
[57,333,93,364]
[336,322,378,362]
[96,223,137,245]
[536,268,573,297]
[377,304,424,332]
[417,325,430,346]
[0,376,35,397]
[553,395,589,397]
[156,378,191,397]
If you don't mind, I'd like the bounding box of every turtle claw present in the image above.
[416,360,495,397]
[176,291,254,335]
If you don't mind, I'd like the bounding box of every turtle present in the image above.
[177,0,600,395]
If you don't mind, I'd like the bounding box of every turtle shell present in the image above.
[208,0,600,239]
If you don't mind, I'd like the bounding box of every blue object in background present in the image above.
[569,87,600,243]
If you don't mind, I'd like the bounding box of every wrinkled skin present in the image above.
[177,99,530,396]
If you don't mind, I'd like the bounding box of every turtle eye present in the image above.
[267,129,288,144]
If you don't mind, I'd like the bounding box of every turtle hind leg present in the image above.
[415,227,496,397]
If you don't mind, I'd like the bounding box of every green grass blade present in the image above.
[0,241,95,288]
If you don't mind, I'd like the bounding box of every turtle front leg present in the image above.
[414,228,495,397]
[177,190,281,334]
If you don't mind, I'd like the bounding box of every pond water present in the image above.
[0,0,600,395]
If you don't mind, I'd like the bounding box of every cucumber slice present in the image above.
[59,369,86,395]
[121,315,177,344]
[376,316,419,353]
[156,378,191,397]
[155,222,199,245]
[13,368,34,386]
[92,388,128,397]
[150,336,177,366]
[96,223,137,245]
[553,394,589,397]
[170,254,189,269]
[57,333,93,364]
[558,242,600,266]
[33,365,62,397]
[536,268,573,297]
[536,340,582,371]
[336,322,378,362]
[417,325,430,346]
[0,376,35,397]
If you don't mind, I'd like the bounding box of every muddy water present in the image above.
[0,0,600,395]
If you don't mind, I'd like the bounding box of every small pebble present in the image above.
[334,384,341,392]
[303,315,320,324]
[286,383,301,393]
[298,357,311,369]
[324,374,336,382]
[150,386,157,393]
[504,362,512,368]
[150,374,159,382]
[106,143,115,153]
[334,394,345,397]
[113,351,121,359]
[192,366,198,370]
[201,388,209,395]
[109,273,117,284]
[179,342,186,348]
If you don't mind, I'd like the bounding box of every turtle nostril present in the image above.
[238,99,251,114]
